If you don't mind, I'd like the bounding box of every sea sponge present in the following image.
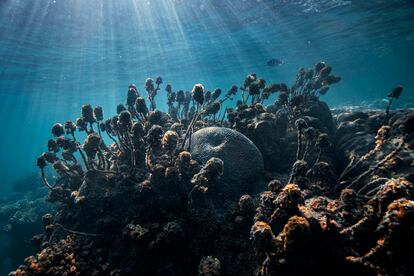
[248,81,261,96]
[155,76,163,85]
[83,133,101,158]
[76,117,87,131]
[244,74,256,88]
[211,88,221,101]
[191,157,224,189]
[51,123,64,137]
[204,90,212,103]
[118,110,132,131]
[250,221,275,253]
[145,78,154,92]
[188,127,263,190]
[371,178,413,214]
[226,85,238,98]
[275,184,304,208]
[199,256,221,276]
[126,88,138,107]
[388,85,403,99]
[93,106,104,121]
[131,122,144,138]
[177,151,192,166]
[81,104,95,123]
[192,84,205,105]
[64,121,77,135]
[176,90,185,105]
[116,104,126,114]
[135,97,148,115]
[146,125,163,146]
[47,139,59,152]
[36,156,47,169]
[266,181,280,193]
[316,133,330,149]
[204,102,221,116]
[148,110,163,125]
[381,198,414,228]
[239,194,255,215]
[124,224,149,242]
[162,130,179,153]
[165,84,172,93]
[279,216,311,252]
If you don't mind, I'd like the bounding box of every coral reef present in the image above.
[9,63,414,275]
[1,181,55,275]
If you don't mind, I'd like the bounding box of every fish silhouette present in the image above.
[267,58,284,67]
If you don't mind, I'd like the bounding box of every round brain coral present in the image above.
[188,127,264,193]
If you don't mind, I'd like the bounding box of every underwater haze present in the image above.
[1,0,414,196]
[1,0,414,275]
[0,0,414,192]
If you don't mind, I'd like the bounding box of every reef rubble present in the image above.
[10,63,414,276]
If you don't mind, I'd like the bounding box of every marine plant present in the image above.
[145,76,163,111]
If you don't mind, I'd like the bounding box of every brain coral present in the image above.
[188,127,264,192]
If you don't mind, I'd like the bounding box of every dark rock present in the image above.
[336,111,370,123]
[391,112,414,135]
[244,112,289,173]
[303,100,335,134]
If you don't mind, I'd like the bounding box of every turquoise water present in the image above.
[0,0,413,196]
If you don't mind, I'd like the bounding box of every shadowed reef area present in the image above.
[8,62,414,276]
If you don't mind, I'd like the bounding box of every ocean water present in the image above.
[0,0,414,275]
[0,0,413,273]
[0,0,414,196]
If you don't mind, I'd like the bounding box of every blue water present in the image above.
[0,0,413,196]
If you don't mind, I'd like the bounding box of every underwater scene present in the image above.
[1,0,414,275]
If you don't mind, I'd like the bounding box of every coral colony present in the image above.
[11,62,414,275]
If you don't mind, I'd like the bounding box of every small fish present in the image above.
[266,58,284,67]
